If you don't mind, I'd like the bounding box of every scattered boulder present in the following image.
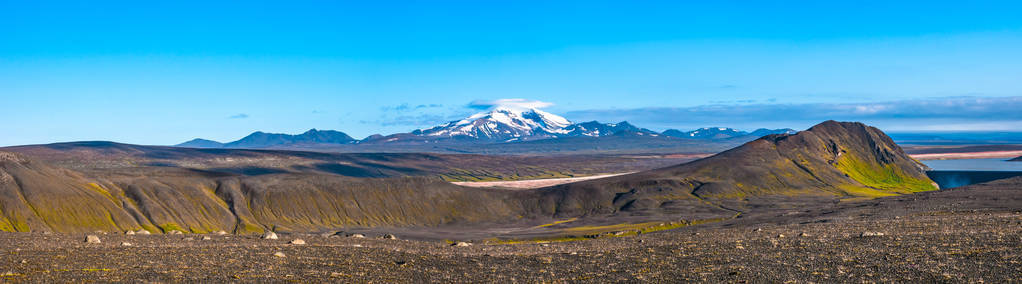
[753,228,762,232]
[290,239,306,245]
[214,230,228,235]
[168,230,184,235]
[273,252,286,258]
[120,242,132,247]
[321,231,340,238]
[799,232,810,237]
[262,231,279,240]
[85,235,101,244]
[136,230,151,235]
[452,241,472,247]
[348,234,365,239]
[124,230,135,235]
[202,236,212,241]
[777,234,785,238]
[860,232,885,237]
[382,234,398,240]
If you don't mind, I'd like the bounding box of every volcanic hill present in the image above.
[539,121,938,216]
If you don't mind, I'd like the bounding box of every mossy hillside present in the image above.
[834,153,937,194]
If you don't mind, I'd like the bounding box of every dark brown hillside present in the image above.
[1,151,533,233]
[0,152,143,232]
[540,121,937,216]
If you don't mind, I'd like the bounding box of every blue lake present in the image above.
[922,158,1022,171]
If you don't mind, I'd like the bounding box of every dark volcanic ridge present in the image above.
[0,121,939,238]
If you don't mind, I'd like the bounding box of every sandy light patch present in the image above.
[452,173,634,189]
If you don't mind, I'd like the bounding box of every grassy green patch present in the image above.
[159,223,186,233]
[531,217,578,228]
[834,153,937,195]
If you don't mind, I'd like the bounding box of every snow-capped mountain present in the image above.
[413,106,572,141]
[409,107,663,142]
[561,121,659,137]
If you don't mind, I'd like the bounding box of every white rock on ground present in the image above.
[452,241,472,247]
[168,230,184,235]
[290,239,306,245]
[262,231,279,240]
[85,235,101,244]
[120,242,132,247]
[382,234,398,240]
[861,231,886,237]
[124,230,135,235]
[273,252,286,258]
[215,230,228,235]
[202,236,212,241]
[348,234,365,239]
[136,230,151,235]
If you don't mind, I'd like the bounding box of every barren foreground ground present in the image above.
[2,179,1021,282]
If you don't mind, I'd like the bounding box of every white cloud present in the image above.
[468,98,554,110]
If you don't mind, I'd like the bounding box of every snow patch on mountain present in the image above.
[418,106,572,141]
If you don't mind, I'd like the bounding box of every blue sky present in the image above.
[2,1,1021,146]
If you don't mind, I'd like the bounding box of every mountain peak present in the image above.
[176,138,225,148]
[419,107,572,141]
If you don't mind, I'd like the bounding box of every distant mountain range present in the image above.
[176,107,795,150]
[178,129,354,148]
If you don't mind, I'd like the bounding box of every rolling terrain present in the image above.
[1,175,1017,282]
[0,121,938,237]
[2,141,694,181]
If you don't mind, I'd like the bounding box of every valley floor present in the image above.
[2,178,1021,282]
